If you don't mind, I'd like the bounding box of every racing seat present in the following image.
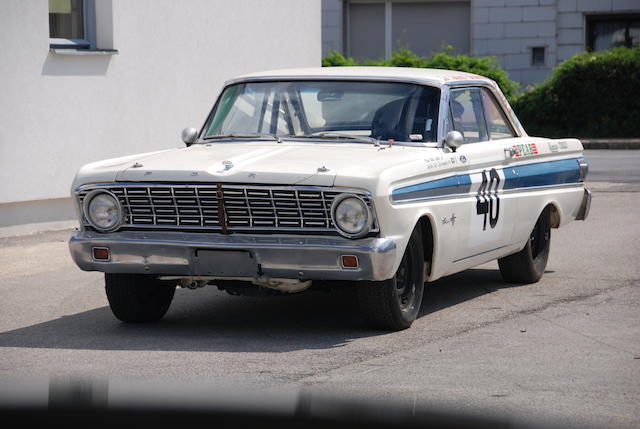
[370,98,410,141]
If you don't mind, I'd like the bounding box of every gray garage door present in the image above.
[392,2,470,56]
[348,3,386,61]
[347,1,470,60]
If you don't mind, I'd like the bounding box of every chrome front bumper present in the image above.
[69,231,397,281]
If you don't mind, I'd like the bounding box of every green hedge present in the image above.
[511,46,640,138]
[322,48,519,99]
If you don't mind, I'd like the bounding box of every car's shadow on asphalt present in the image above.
[0,267,524,353]
[420,265,529,316]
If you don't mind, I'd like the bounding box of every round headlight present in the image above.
[331,194,372,238]
[83,191,123,232]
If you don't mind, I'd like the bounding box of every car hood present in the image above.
[98,142,436,188]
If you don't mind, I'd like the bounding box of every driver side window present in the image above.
[449,88,488,143]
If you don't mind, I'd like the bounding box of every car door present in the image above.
[447,86,520,266]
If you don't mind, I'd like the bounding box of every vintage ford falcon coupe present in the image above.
[69,67,591,330]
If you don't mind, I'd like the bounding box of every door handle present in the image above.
[504,147,517,157]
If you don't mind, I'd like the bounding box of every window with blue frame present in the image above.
[48,0,95,49]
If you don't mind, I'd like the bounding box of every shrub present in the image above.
[511,46,640,138]
[321,51,359,67]
[322,48,519,99]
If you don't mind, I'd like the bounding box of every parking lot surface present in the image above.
[1,150,638,428]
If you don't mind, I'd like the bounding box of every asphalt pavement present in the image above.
[0,150,638,428]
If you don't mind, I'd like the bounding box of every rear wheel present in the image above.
[357,225,425,330]
[498,207,551,283]
[105,274,176,322]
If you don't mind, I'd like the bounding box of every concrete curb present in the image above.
[581,139,640,149]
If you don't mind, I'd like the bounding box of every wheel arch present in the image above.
[545,201,562,228]
[415,214,436,278]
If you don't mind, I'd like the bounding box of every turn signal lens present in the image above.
[341,255,359,268]
[92,247,110,260]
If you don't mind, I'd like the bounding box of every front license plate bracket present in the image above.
[193,249,257,277]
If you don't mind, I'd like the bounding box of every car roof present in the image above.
[228,66,494,87]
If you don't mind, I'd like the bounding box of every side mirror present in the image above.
[444,131,464,152]
[181,127,198,146]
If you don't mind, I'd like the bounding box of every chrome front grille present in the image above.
[77,183,377,234]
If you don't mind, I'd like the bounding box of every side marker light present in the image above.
[92,247,110,260]
[341,255,359,268]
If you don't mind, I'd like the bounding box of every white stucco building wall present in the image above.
[0,0,321,237]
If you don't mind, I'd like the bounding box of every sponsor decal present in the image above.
[424,155,454,170]
[550,140,569,152]
[442,213,457,227]
[476,168,500,231]
[513,143,538,158]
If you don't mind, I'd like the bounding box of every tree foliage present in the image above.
[511,46,640,138]
[322,48,519,99]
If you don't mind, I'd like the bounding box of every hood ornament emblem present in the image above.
[222,160,234,171]
[317,166,329,173]
[132,162,143,168]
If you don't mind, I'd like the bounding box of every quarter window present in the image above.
[480,89,516,140]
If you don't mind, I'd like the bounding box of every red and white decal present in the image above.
[513,143,538,158]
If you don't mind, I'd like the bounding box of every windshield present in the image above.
[202,81,440,143]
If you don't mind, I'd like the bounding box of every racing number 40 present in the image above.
[476,169,500,230]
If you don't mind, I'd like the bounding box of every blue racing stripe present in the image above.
[392,158,581,202]
[392,174,472,201]
[503,158,581,190]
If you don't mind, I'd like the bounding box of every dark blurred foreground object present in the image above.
[0,377,582,429]
[512,45,640,139]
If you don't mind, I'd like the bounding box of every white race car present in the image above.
[69,67,591,330]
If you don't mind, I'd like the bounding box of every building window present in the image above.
[345,1,470,61]
[587,14,640,52]
[49,0,95,49]
[531,47,545,66]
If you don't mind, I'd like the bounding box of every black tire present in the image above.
[357,225,425,331]
[498,206,551,284]
[105,274,176,322]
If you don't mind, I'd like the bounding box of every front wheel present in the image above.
[105,274,176,322]
[357,225,425,331]
[498,207,551,283]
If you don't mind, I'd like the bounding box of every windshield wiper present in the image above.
[203,133,282,143]
[291,132,380,146]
